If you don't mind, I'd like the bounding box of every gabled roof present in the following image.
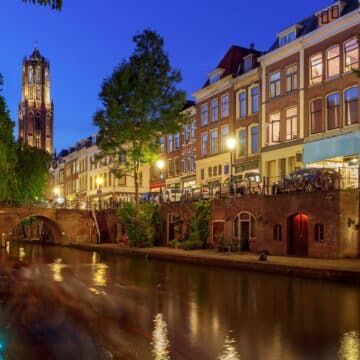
[202,45,262,88]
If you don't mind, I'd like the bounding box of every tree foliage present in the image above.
[94,29,187,209]
[0,76,50,205]
[190,200,212,248]
[21,0,62,10]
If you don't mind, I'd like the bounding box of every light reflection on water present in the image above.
[218,333,240,360]
[92,263,108,287]
[152,313,170,360]
[18,247,25,261]
[339,331,360,360]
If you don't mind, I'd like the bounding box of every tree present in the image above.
[94,29,187,209]
[21,0,62,10]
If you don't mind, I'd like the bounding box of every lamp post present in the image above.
[226,137,236,185]
[156,159,165,203]
[96,176,103,210]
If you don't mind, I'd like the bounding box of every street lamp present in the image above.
[53,186,60,207]
[96,176,103,210]
[156,159,165,203]
[226,137,236,185]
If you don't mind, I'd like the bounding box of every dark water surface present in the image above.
[0,242,359,359]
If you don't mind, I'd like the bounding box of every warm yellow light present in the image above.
[156,159,165,170]
[226,137,236,151]
[96,176,103,187]
[53,186,60,196]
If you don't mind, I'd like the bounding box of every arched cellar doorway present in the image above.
[233,212,256,251]
[288,213,308,256]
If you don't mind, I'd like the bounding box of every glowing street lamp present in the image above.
[53,186,60,198]
[226,137,236,184]
[156,159,165,203]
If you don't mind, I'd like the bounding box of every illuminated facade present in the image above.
[18,48,54,153]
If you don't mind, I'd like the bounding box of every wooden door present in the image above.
[288,213,308,256]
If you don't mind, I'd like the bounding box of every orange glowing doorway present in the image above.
[288,213,308,256]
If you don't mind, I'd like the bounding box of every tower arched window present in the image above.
[35,114,41,131]
[36,67,41,84]
[28,67,33,84]
[36,86,41,101]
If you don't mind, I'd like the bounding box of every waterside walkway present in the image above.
[67,243,360,284]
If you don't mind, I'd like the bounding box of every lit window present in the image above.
[221,95,229,118]
[286,107,297,141]
[344,86,359,126]
[210,129,218,155]
[314,223,324,242]
[310,54,323,85]
[286,65,297,92]
[326,93,340,130]
[160,137,165,152]
[309,99,323,134]
[210,73,220,84]
[251,86,259,113]
[250,126,259,154]
[238,129,246,157]
[269,71,280,98]
[201,104,208,126]
[326,45,340,78]
[191,120,196,139]
[268,113,280,144]
[211,98,218,123]
[279,30,296,47]
[344,38,359,72]
[221,126,229,152]
[201,133,208,156]
[239,91,247,117]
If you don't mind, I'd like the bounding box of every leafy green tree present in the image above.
[94,29,187,210]
[0,75,18,202]
[21,0,62,10]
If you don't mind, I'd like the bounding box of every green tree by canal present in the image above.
[94,29,187,210]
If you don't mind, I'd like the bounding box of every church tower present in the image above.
[18,48,53,153]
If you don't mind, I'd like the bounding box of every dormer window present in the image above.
[243,55,253,73]
[208,69,223,84]
[317,3,343,27]
[279,30,297,47]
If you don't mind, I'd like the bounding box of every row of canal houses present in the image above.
[151,0,360,194]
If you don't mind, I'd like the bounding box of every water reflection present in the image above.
[218,333,240,360]
[339,331,360,360]
[92,263,108,287]
[152,313,170,360]
[19,247,25,261]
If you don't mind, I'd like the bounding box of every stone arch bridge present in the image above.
[0,207,96,244]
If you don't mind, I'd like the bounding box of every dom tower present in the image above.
[18,48,53,153]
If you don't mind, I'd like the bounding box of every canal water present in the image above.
[0,242,359,359]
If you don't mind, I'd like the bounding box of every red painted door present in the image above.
[289,213,308,256]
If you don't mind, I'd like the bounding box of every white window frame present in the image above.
[285,106,298,141]
[221,94,229,118]
[326,45,340,79]
[201,104,208,126]
[269,71,281,98]
[211,98,218,123]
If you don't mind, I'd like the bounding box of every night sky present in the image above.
[1,0,331,152]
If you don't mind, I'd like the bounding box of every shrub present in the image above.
[168,239,180,249]
[117,202,159,247]
[182,239,203,250]
[189,200,212,248]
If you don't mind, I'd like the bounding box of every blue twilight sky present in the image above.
[0,0,331,152]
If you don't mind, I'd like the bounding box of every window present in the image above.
[28,67,33,83]
[200,168,205,180]
[174,133,180,149]
[167,135,173,152]
[268,113,280,144]
[168,159,174,177]
[344,86,359,126]
[269,71,280,98]
[213,165,218,176]
[191,120,196,139]
[210,129,218,155]
[201,104,208,126]
[326,46,340,78]
[286,107,297,141]
[184,126,190,143]
[175,158,180,175]
[314,223,324,241]
[310,54,323,85]
[221,126,229,152]
[208,167,212,177]
[211,98,218,123]
[36,87,40,100]
[218,165,222,175]
[221,94,229,118]
[191,154,196,171]
[238,129,246,157]
[286,65,297,92]
[239,91,247,117]
[273,224,282,241]
[250,126,259,154]
[251,86,259,113]
[243,56,253,72]
[279,31,296,47]
[344,38,359,72]
[327,93,340,130]
[201,133,208,156]
[310,99,323,134]
[210,73,220,84]
[29,86,33,100]
[184,155,189,173]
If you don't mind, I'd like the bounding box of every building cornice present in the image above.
[192,75,233,102]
